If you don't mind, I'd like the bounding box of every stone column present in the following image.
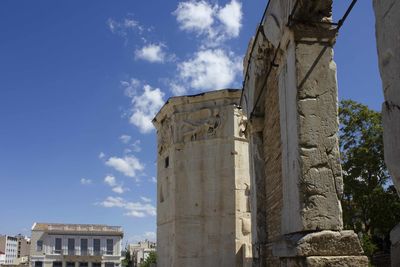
[373,1,400,266]
[248,118,267,267]
[242,0,369,266]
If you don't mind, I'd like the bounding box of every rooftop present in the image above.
[31,223,123,236]
[153,88,241,126]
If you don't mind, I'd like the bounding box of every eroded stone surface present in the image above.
[154,89,252,267]
[241,0,365,265]
[273,231,364,258]
[282,256,368,267]
[374,2,400,265]
[374,0,400,196]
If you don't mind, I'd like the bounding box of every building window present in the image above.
[35,262,43,267]
[68,238,75,255]
[165,156,169,168]
[93,239,100,256]
[106,239,113,255]
[79,263,88,267]
[105,263,114,267]
[36,241,43,252]
[159,183,164,203]
[66,262,74,267]
[55,238,62,254]
[53,262,62,267]
[80,239,88,256]
[92,263,101,267]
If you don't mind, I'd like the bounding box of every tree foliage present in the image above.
[339,100,400,256]
[121,248,132,267]
[139,251,156,267]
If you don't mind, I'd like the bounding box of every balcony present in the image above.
[53,249,62,255]
[80,250,88,256]
[105,251,114,256]
[50,249,116,257]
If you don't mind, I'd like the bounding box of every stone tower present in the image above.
[153,89,252,267]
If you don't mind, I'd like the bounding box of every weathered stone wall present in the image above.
[373,1,400,266]
[153,90,252,267]
[263,68,283,266]
[243,0,368,265]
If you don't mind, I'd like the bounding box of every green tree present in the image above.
[139,251,156,267]
[121,248,132,267]
[339,100,400,256]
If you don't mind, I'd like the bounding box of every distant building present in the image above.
[15,235,30,260]
[0,251,6,265]
[128,241,155,267]
[0,235,18,265]
[30,223,123,267]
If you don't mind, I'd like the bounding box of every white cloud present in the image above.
[130,85,165,133]
[135,44,166,63]
[105,156,144,178]
[140,196,152,203]
[217,0,242,37]
[104,175,129,194]
[80,178,92,185]
[124,18,140,30]
[150,177,157,183]
[99,196,156,218]
[107,17,143,37]
[121,80,165,133]
[112,185,129,194]
[99,152,106,159]
[170,82,187,96]
[130,140,141,152]
[104,175,117,187]
[174,1,214,34]
[177,49,242,91]
[173,0,243,46]
[120,134,132,144]
[122,78,141,97]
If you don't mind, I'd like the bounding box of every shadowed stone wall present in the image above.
[242,0,368,265]
[373,1,400,266]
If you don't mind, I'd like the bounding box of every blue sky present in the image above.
[0,1,382,244]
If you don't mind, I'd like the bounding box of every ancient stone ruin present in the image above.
[373,0,400,266]
[240,0,367,265]
[153,0,399,266]
[153,90,252,266]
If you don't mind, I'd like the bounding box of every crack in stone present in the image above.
[385,101,400,111]
[383,1,397,18]
[298,90,330,102]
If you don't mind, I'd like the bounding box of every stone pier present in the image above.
[242,0,368,265]
[153,89,252,267]
[373,1,400,266]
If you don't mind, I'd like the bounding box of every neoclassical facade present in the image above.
[30,223,123,267]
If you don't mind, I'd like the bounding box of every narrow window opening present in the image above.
[165,156,169,168]
[159,184,164,203]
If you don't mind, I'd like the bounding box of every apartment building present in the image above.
[30,223,123,267]
[0,235,18,265]
[128,241,155,267]
[16,235,30,259]
[0,251,6,265]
